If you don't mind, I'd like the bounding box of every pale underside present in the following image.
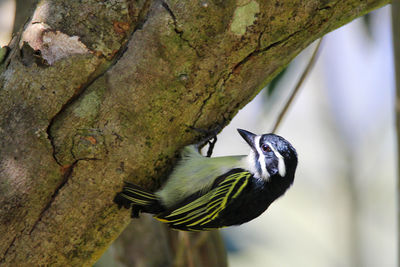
[156,145,253,207]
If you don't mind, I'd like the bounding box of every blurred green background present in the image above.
[1,2,395,266]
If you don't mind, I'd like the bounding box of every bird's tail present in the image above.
[114,182,164,218]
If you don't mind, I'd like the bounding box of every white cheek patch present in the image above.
[266,142,286,177]
[245,150,260,179]
[254,136,270,179]
[245,151,256,173]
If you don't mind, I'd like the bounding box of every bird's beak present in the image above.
[237,129,257,149]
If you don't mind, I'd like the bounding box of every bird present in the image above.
[114,129,298,231]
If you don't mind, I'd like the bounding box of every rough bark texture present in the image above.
[0,0,389,265]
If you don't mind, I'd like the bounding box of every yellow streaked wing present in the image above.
[155,171,251,230]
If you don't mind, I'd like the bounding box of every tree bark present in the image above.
[0,0,389,265]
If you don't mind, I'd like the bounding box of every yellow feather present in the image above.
[157,172,252,230]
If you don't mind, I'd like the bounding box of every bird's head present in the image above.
[238,129,298,182]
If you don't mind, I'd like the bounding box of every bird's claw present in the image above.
[206,136,217,157]
[188,123,224,157]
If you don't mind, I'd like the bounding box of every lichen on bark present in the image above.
[0,0,389,265]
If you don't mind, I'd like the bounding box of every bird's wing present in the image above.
[155,170,252,231]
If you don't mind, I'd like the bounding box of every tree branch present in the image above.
[0,0,389,265]
[272,38,323,133]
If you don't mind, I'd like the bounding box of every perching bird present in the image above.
[114,129,298,231]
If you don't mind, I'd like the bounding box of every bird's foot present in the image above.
[205,136,217,157]
[189,124,223,157]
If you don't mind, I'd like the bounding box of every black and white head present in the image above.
[238,129,298,182]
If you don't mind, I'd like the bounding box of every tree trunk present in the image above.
[0,0,389,265]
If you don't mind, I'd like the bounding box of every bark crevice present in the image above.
[1,236,17,264]
[161,1,201,57]
[46,0,153,165]
[27,158,100,237]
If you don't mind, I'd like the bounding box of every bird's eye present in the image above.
[261,144,271,153]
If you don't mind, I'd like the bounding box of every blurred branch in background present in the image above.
[95,215,227,267]
[271,38,323,133]
[391,1,400,266]
[12,0,37,34]
[0,0,14,45]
